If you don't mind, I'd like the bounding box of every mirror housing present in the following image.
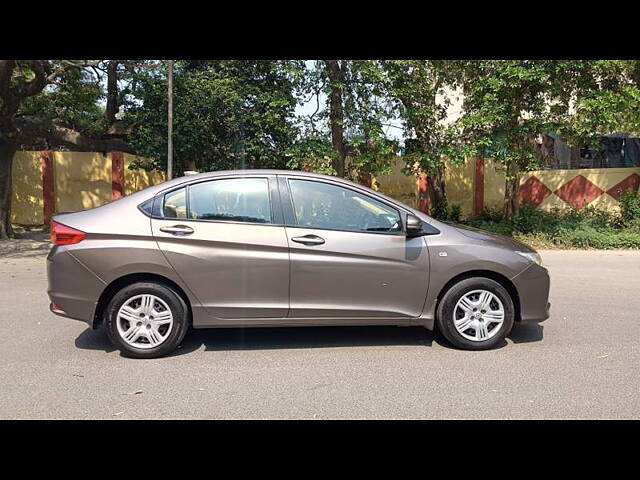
[405,214,424,237]
[405,213,440,237]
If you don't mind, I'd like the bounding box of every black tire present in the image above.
[104,281,190,359]
[436,277,514,350]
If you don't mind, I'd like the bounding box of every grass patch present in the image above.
[462,196,640,250]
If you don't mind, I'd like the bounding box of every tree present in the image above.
[458,61,564,220]
[291,60,397,183]
[382,60,467,219]
[556,61,640,154]
[0,60,131,238]
[124,60,305,174]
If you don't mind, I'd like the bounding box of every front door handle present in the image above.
[159,225,194,236]
[291,234,325,246]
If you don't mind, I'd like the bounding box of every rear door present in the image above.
[279,175,430,319]
[151,175,289,319]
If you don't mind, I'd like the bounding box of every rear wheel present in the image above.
[436,277,514,350]
[105,282,190,358]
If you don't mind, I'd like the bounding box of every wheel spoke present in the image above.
[151,310,172,325]
[119,305,140,323]
[124,325,142,343]
[483,311,504,323]
[458,296,475,313]
[478,291,493,311]
[454,316,474,332]
[141,295,155,314]
[146,327,162,346]
[475,321,489,341]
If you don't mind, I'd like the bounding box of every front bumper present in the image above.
[511,262,551,323]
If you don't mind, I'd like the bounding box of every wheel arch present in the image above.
[93,272,193,329]
[435,270,521,323]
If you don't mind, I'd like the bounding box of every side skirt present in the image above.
[191,307,434,330]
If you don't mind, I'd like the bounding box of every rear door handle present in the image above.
[291,234,325,246]
[159,225,194,236]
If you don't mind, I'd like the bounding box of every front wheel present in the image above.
[436,277,514,350]
[104,282,190,359]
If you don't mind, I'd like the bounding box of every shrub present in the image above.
[431,199,449,221]
[513,204,556,234]
[449,204,461,223]
[620,191,640,227]
[481,206,504,222]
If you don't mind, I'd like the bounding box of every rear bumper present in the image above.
[46,247,105,327]
[512,263,551,323]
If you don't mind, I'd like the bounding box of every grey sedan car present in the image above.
[47,170,550,358]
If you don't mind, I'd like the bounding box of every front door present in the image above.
[151,175,289,319]
[281,176,430,318]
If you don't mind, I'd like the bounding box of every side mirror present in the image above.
[405,214,424,237]
[405,213,441,237]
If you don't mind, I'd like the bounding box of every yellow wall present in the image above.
[123,153,166,196]
[373,158,420,209]
[11,151,165,225]
[12,150,638,225]
[374,157,476,217]
[11,152,44,225]
[445,159,476,218]
[54,151,112,214]
[374,157,639,218]
[483,158,506,212]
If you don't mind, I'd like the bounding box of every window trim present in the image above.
[152,175,282,227]
[282,176,405,236]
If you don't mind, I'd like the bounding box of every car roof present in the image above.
[155,169,373,192]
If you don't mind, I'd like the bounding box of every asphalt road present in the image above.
[1,249,639,419]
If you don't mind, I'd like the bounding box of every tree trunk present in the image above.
[324,60,347,177]
[504,162,520,221]
[0,140,16,239]
[569,144,581,169]
[105,61,119,126]
[427,165,448,220]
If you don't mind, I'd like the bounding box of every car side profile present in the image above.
[47,170,550,358]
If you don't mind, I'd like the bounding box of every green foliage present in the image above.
[620,191,640,227]
[449,203,461,223]
[481,206,505,223]
[296,60,399,180]
[125,60,304,174]
[430,198,449,221]
[458,61,565,172]
[285,135,337,175]
[383,60,467,174]
[465,203,640,249]
[19,66,104,136]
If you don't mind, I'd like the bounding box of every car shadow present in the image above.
[75,325,435,356]
[74,322,543,357]
[75,328,117,353]
[508,323,544,344]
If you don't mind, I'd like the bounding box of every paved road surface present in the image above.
[1,249,638,419]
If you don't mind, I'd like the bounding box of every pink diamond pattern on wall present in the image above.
[606,173,640,201]
[554,175,604,210]
[519,176,553,208]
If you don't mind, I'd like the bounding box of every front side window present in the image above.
[188,178,272,224]
[288,179,401,233]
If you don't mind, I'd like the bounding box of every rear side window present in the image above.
[163,188,187,219]
[188,178,272,224]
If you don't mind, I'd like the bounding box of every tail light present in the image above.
[51,221,86,246]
